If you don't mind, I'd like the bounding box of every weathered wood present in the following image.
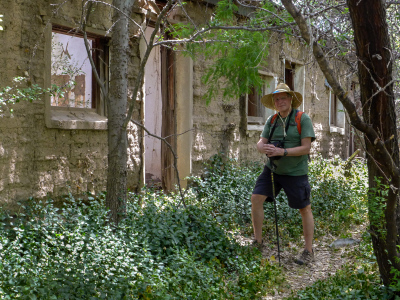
[161,45,176,191]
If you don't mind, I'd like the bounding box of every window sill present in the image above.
[46,109,107,130]
[330,126,345,135]
[247,124,264,132]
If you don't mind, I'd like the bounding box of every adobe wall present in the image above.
[0,0,144,210]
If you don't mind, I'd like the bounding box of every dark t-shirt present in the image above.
[261,111,315,176]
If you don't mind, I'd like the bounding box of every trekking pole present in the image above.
[271,169,281,266]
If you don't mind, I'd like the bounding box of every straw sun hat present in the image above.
[260,83,303,110]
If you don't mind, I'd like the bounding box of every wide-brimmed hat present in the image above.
[260,83,303,110]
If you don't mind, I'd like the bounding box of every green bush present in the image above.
[187,154,263,229]
[0,189,282,299]
[188,154,368,242]
[0,197,159,299]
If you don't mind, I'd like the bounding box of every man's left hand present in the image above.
[265,144,284,157]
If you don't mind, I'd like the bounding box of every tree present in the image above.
[280,0,400,286]
[105,0,133,223]
[81,0,271,223]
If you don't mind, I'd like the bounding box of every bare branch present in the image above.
[81,1,109,105]
[123,0,175,129]
[131,118,191,208]
[86,0,147,44]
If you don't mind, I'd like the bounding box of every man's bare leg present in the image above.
[251,194,267,243]
[299,204,314,252]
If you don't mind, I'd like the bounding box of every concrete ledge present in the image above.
[247,124,264,132]
[47,109,107,130]
[330,126,345,135]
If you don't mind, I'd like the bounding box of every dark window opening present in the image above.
[248,86,259,117]
[285,61,295,91]
[330,93,338,126]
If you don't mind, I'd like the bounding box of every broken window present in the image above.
[285,61,295,91]
[247,75,275,125]
[51,26,108,110]
[329,90,345,133]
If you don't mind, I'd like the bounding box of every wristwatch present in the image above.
[283,149,288,156]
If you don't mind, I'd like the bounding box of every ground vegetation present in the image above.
[1,156,395,299]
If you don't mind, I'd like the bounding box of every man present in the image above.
[251,82,316,265]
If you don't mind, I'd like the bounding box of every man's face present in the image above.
[273,92,292,112]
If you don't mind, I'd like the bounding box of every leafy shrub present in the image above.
[0,197,159,299]
[187,154,263,229]
[125,190,283,298]
[0,154,371,299]
[0,190,282,299]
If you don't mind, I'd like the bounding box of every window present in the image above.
[244,63,304,131]
[45,24,109,130]
[247,75,276,129]
[247,85,264,121]
[285,61,295,91]
[51,32,93,108]
[329,90,345,134]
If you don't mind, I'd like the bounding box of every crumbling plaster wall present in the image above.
[0,0,144,210]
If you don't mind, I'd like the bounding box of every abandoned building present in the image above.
[0,0,359,209]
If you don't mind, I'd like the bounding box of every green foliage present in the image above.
[0,155,387,299]
[308,156,368,235]
[0,197,159,299]
[368,177,388,239]
[214,0,238,23]
[0,77,70,113]
[199,28,269,104]
[187,154,263,229]
[169,0,283,104]
[187,154,368,246]
[0,189,282,299]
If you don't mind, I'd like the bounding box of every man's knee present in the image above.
[299,204,312,216]
[251,194,267,206]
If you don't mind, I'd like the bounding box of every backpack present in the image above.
[270,110,304,135]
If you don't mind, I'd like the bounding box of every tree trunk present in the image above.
[347,0,400,286]
[106,0,133,224]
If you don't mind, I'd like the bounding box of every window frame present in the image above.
[44,22,109,130]
[246,73,277,131]
[328,89,346,135]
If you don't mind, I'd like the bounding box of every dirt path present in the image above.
[238,224,366,299]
